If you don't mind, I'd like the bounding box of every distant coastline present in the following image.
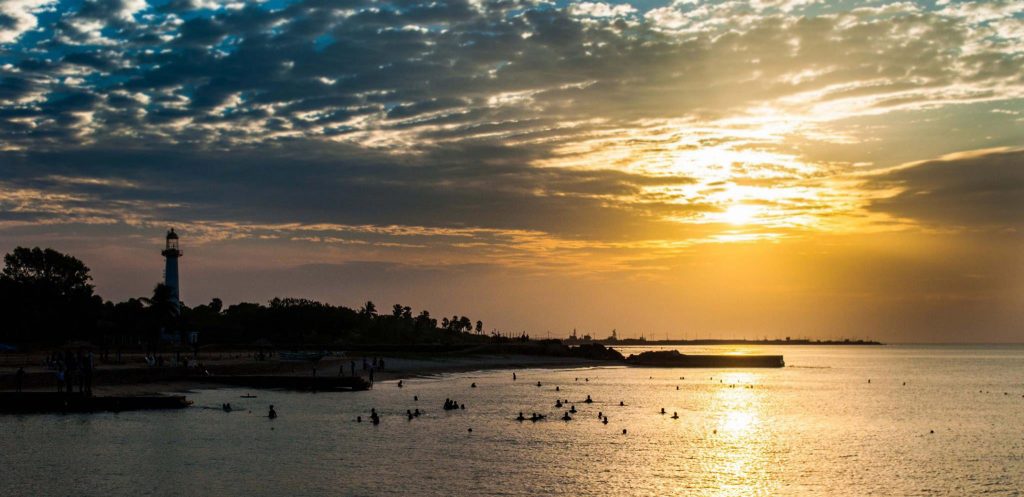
[567,338,883,346]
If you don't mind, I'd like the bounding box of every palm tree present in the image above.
[141,283,180,352]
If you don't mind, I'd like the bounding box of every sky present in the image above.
[0,0,1022,342]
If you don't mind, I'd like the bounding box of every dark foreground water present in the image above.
[2,345,1023,496]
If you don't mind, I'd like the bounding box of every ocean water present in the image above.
[2,345,1023,496]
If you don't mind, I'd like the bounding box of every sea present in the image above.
[2,345,1022,496]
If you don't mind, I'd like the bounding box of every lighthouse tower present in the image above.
[162,228,182,308]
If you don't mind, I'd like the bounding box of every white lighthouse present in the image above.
[162,228,182,307]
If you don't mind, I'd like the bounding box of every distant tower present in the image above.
[162,228,182,307]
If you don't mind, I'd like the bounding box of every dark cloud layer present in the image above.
[867,149,1024,231]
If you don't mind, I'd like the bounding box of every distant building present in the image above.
[161,228,182,308]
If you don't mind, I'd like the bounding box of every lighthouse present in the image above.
[162,228,182,308]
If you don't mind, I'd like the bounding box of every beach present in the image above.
[0,351,617,397]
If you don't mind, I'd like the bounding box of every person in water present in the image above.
[584,395,593,403]
[671,412,679,419]
[555,399,563,408]
[268,405,277,419]
[517,412,526,422]
[619,401,625,406]
[561,411,572,421]
[569,405,577,413]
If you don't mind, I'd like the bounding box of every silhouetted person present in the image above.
[83,352,94,396]
[619,401,625,406]
[517,412,526,421]
[660,408,665,414]
[268,405,277,419]
[398,380,403,388]
[584,395,592,403]
[471,383,476,388]
[602,417,608,425]
[671,412,679,419]
[15,367,25,392]
[562,412,572,421]
[513,372,516,381]
[350,360,356,376]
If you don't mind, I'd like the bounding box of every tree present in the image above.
[360,300,377,318]
[475,320,483,334]
[0,247,101,343]
[392,303,404,318]
[2,247,94,298]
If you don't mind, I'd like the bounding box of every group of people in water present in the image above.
[257,370,694,435]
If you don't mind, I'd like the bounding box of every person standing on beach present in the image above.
[84,352,94,396]
[350,360,356,376]
[369,366,374,385]
[77,351,86,393]
[15,367,25,392]
[65,352,76,395]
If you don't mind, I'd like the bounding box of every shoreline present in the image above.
[3,354,621,397]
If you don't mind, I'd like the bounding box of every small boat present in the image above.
[240,394,257,399]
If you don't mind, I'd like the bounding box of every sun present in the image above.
[721,204,760,225]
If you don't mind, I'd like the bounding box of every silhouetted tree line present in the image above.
[0,247,498,349]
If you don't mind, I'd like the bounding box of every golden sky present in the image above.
[0,0,1022,341]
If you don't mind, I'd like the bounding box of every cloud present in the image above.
[0,0,56,44]
[866,148,1024,232]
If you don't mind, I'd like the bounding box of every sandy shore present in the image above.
[2,353,619,396]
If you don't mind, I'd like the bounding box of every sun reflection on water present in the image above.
[699,372,777,497]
